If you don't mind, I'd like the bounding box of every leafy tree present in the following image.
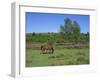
[59,18,73,42]
[60,18,73,34]
[32,32,36,36]
[72,21,80,34]
[60,25,65,34]
[72,21,80,43]
[59,18,81,43]
[64,18,73,34]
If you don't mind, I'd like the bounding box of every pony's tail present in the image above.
[41,45,43,50]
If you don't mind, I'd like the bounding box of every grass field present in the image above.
[26,48,89,67]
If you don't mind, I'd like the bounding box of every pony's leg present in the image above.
[52,48,54,54]
[41,49,45,54]
[48,49,51,54]
[48,49,50,54]
[47,49,49,54]
[45,49,49,54]
[43,49,45,54]
[48,50,50,54]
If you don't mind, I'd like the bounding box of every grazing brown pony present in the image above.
[40,43,54,54]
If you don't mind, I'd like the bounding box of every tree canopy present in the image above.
[60,18,80,35]
[59,17,89,43]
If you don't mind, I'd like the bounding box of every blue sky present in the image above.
[26,12,89,33]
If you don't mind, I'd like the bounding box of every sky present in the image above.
[26,12,89,33]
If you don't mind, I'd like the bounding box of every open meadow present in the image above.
[26,48,89,67]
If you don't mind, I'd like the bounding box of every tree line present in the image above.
[26,18,89,44]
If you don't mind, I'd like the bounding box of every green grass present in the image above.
[26,48,89,67]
